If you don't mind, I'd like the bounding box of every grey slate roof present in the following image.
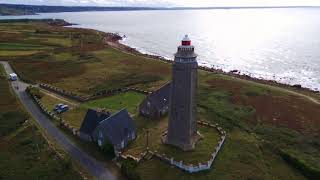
[80,109,111,135]
[96,109,136,145]
[147,82,171,110]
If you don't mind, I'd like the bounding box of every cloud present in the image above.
[0,0,320,7]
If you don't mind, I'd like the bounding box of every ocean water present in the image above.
[1,8,320,90]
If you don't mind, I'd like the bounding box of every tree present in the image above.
[101,141,115,158]
[121,159,141,180]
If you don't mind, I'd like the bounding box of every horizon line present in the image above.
[1,3,320,9]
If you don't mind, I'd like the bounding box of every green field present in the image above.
[1,19,320,180]
[0,65,83,179]
[0,42,51,50]
[84,91,146,114]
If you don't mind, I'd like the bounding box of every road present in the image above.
[0,61,119,180]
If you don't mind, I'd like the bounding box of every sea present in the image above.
[1,8,320,90]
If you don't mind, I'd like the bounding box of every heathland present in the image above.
[0,19,319,180]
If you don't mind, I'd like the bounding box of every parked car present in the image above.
[54,103,64,111]
[56,105,69,114]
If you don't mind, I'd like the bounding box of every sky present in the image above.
[1,0,320,7]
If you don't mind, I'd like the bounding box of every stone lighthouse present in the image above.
[165,35,201,151]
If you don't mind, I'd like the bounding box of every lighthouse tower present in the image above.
[165,35,201,151]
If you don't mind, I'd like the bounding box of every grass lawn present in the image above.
[39,92,76,111]
[124,115,221,164]
[0,64,83,179]
[38,91,86,129]
[61,107,88,129]
[84,91,146,114]
[157,126,221,164]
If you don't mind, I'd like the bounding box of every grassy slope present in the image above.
[1,20,320,180]
[0,65,83,179]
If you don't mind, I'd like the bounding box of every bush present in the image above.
[121,159,141,180]
[101,141,115,158]
[280,149,320,179]
[26,86,44,99]
[0,111,27,137]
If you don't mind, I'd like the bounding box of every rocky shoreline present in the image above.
[101,32,319,95]
[56,18,319,96]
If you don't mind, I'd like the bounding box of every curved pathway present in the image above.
[0,61,120,180]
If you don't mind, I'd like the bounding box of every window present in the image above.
[98,140,103,147]
[147,101,151,108]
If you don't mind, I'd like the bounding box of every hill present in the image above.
[0,5,35,15]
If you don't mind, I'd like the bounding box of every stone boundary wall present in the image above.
[39,83,151,103]
[39,83,88,102]
[119,121,226,173]
[89,87,151,101]
[27,88,80,137]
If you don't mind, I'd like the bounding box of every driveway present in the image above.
[0,61,121,180]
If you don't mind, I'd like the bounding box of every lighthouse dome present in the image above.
[183,35,190,41]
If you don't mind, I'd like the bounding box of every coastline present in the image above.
[98,30,320,95]
[1,17,318,95]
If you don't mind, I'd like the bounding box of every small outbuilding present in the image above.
[139,83,171,119]
[9,73,18,81]
[79,109,111,141]
[92,109,136,152]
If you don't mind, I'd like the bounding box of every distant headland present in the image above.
[1,3,320,16]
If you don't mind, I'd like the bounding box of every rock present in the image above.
[293,84,302,88]
[230,70,239,74]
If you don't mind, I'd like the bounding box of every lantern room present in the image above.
[182,35,191,46]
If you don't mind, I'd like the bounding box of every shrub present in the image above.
[26,86,44,99]
[121,159,141,180]
[0,111,27,137]
[101,141,115,158]
[280,149,320,179]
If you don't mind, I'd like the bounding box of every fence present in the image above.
[119,121,227,173]
[27,88,80,137]
[39,83,88,102]
[39,83,151,103]
[119,151,148,163]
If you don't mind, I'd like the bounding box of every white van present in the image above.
[9,73,18,81]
